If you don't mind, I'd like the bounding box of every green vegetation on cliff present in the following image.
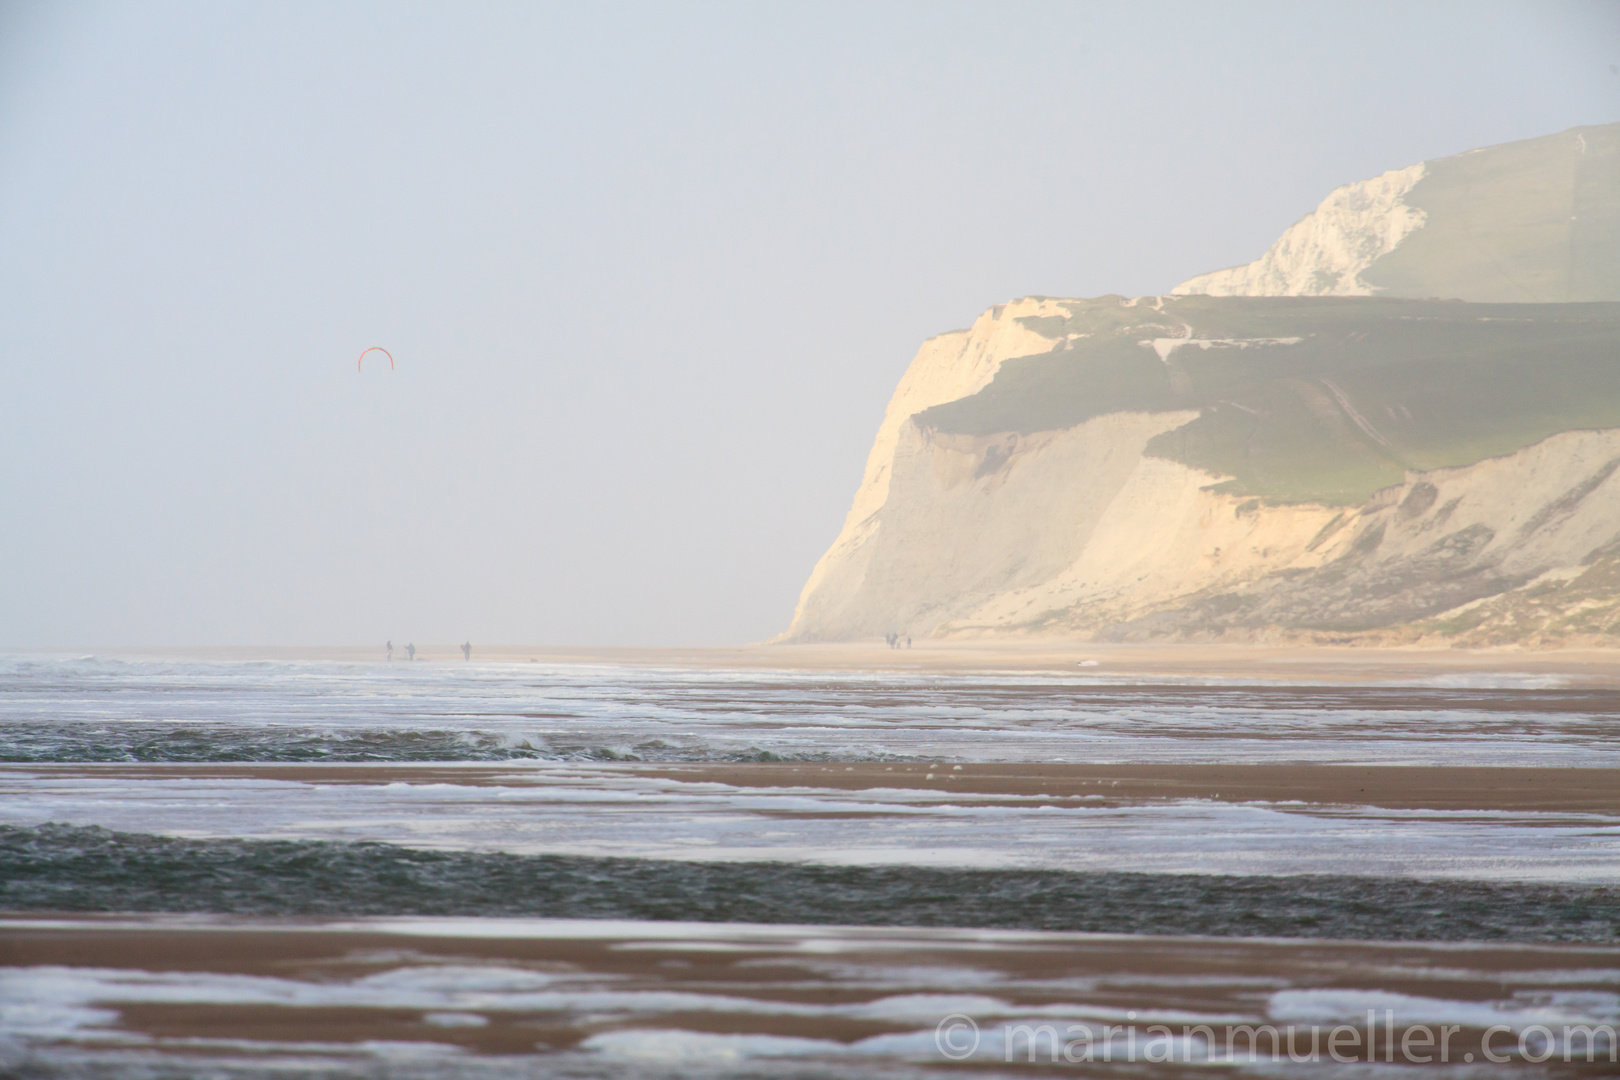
[916,295,1620,504]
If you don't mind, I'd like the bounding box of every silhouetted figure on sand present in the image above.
[461,641,471,661]
[406,643,416,661]
[386,640,393,661]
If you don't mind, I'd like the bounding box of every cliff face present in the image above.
[784,123,1620,646]
[788,298,1071,628]
[783,296,1620,644]
[945,426,1620,646]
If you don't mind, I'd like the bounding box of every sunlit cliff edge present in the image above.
[782,123,1620,646]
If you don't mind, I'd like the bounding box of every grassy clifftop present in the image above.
[916,295,1620,505]
[1362,122,1620,303]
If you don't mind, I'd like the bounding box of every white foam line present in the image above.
[7,767,1618,879]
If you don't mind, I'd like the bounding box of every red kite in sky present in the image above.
[358,347,394,372]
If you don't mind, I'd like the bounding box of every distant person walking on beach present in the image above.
[406,643,416,661]
[386,640,393,661]
[461,641,471,661]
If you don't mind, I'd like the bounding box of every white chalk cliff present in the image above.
[784,124,1620,646]
[790,297,1075,631]
[1173,164,1428,298]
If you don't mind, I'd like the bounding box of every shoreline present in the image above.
[12,640,1620,682]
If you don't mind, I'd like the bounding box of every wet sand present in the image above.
[641,762,1620,814]
[9,761,1618,814]
[4,914,1617,1074]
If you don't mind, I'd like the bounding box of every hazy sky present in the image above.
[2,1,1616,647]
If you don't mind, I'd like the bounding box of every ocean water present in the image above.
[6,824,1617,942]
[3,656,1619,885]
[1,654,1616,765]
[6,760,1619,882]
[3,654,1619,1077]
